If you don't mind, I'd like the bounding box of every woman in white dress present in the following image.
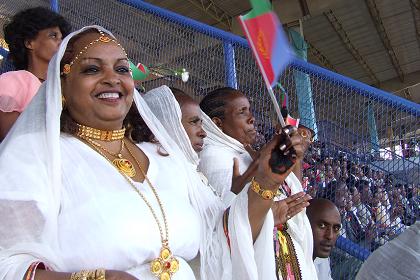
[199,88,318,279]
[0,26,304,280]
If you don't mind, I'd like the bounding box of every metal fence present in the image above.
[0,0,419,279]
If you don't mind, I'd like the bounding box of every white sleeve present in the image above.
[199,145,236,206]
[0,138,62,279]
[227,185,277,280]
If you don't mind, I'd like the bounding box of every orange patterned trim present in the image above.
[223,207,231,252]
[274,223,302,280]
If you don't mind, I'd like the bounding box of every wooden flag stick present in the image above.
[268,87,286,128]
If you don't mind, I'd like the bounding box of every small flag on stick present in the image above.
[238,0,293,89]
[238,0,294,127]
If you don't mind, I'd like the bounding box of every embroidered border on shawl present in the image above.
[274,223,302,280]
[223,207,231,252]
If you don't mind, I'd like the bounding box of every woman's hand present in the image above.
[244,144,260,160]
[272,192,311,226]
[231,157,259,194]
[105,270,139,280]
[254,126,304,189]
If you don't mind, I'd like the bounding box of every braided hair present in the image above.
[200,87,243,120]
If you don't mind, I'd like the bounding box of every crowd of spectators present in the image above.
[300,141,419,251]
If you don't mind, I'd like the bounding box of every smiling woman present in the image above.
[0,25,304,280]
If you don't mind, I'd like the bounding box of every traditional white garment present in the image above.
[200,113,317,280]
[143,86,276,280]
[314,258,333,280]
[356,222,420,280]
[199,116,252,206]
[0,26,270,280]
[275,173,318,280]
[60,138,200,279]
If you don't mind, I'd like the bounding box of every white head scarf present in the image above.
[198,95,316,279]
[201,111,247,155]
[142,86,278,280]
[0,25,227,280]
[142,87,199,166]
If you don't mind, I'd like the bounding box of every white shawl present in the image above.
[278,173,318,280]
[0,26,273,280]
[143,86,277,280]
[199,115,252,206]
[199,108,316,280]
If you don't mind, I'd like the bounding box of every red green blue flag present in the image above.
[239,0,293,88]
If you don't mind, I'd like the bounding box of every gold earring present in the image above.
[61,95,66,108]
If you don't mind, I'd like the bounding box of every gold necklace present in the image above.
[80,137,179,280]
[76,123,126,141]
[81,137,136,178]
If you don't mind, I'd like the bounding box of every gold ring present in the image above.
[300,130,309,139]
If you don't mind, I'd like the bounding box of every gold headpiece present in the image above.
[61,30,128,75]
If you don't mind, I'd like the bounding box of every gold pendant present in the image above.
[150,246,179,280]
[112,158,136,177]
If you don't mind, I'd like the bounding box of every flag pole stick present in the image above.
[268,87,286,128]
[239,16,286,128]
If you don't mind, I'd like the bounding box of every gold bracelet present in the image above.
[70,270,88,280]
[70,269,106,280]
[250,177,276,200]
[95,269,106,280]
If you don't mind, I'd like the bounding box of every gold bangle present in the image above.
[70,269,106,280]
[250,177,276,200]
[70,270,88,280]
[95,269,106,280]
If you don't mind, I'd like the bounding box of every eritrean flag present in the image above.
[239,0,293,88]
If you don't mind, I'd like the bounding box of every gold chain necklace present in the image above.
[79,137,179,280]
[84,137,136,178]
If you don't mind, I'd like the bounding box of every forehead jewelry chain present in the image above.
[62,30,128,75]
[79,137,179,280]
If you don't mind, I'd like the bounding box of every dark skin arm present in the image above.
[230,144,261,194]
[247,128,305,241]
[231,157,258,194]
[0,111,20,141]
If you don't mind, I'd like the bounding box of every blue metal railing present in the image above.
[117,0,420,116]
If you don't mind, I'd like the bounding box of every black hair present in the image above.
[169,87,186,96]
[3,6,72,70]
[322,180,348,203]
[200,87,243,120]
